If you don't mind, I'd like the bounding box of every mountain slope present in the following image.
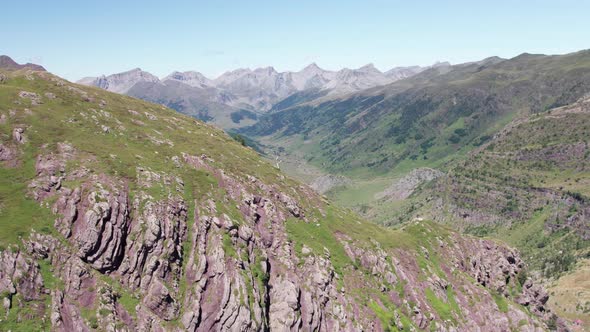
[395,97,590,326]
[78,63,429,129]
[126,80,257,129]
[242,50,590,178]
[0,60,562,330]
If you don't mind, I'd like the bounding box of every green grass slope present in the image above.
[242,50,590,179]
[401,97,590,324]
[0,66,555,330]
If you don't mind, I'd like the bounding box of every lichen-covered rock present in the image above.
[0,250,44,302]
[269,277,300,330]
[517,279,549,316]
[144,279,178,321]
[12,127,26,144]
[0,143,16,162]
[72,183,130,272]
[18,90,42,105]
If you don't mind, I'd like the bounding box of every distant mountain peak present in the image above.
[162,70,212,88]
[359,63,375,69]
[358,63,381,73]
[302,62,322,71]
[431,61,451,68]
[77,67,159,93]
[79,60,428,112]
[227,68,251,75]
[0,55,18,67]
[0,55,46,71]
[254,66,277,75]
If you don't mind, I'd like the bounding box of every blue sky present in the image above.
[2,0,589,80]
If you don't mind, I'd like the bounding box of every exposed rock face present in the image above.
[144,279,178,320]
[0,141,560,331]
[71,180,130,272]
[0,250,44,302]
[0,143,16,162]
[12,127,26,144]
[518,279,550,316]
[310,174,352,194]
[375,167,444,200]
[464,239,524,293]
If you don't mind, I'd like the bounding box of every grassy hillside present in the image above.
[242,50,590,179]
[238,50,590,329]
[398,97,590,325]
[0,66,558,330]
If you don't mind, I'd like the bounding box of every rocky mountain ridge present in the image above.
[0,55,46,72]
[77,61,436,122]
[79,62,431,97]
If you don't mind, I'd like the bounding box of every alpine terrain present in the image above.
[78,63,437,129]
[0,57,569,331]
[238,49,590,329]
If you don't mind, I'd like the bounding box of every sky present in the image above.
[2,0,589,81]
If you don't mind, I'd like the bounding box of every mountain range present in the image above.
[242,51,590,176]
[78,62,446,128]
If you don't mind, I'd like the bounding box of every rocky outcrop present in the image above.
[71,180,130,272]
[464,239,523,294]
[310,174,352,194]
[144,279,178,320]
[18,91,42,105]
[0,143,16,162]
[376,168,444,200]
[4,144,556,332]
[517,278,552,319]
[30,142,75,201]
[0,249,44,304]
[12,127,26,144]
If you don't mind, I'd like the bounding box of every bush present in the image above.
[454,128,468,137]
[231,134,247,146]
[517,269,528,286]
[448,134,461,144]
